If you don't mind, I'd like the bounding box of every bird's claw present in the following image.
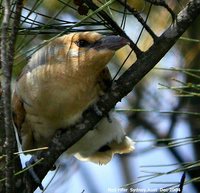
[93,104,112,123]
[93,104,103,117]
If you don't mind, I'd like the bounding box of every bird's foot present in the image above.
[93,104,103,117]
[93,104,112,123]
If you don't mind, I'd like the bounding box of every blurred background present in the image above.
[0,0,200,192]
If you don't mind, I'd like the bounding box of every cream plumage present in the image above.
[12,32,134,164]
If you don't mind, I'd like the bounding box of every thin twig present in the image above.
[83,0,143,58]
[177,172,186,193]
[145,0,176,21]
[117,0,158,41]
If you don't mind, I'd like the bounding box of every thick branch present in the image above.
[1,0,24,192]
[1,1,16,193]
[25,0,200,190]
[0,84,6,193]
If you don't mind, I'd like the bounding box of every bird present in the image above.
[12,31,134,165]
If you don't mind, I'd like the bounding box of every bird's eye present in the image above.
[75,40,90,47]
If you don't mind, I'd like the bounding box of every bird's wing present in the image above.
[12,91,35,151]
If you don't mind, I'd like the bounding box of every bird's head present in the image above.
[58,31,129,73]
[21,32,129,79]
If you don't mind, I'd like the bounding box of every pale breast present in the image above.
[16,63,100,141]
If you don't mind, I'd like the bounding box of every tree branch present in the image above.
[1,0,24,192]
[0,84,6,193]
[144,0,176,21]
[23,0,200,190]
[1,1,16,192]
[117,0,158,41]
